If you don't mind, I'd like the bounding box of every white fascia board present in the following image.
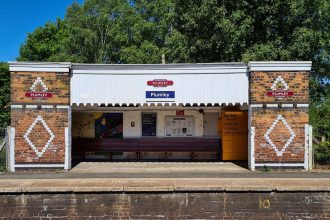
[248,61,312,72]
[254,163,305,167]
[72,63,248,75]
[15,164,65,168]
[9,62,71,73]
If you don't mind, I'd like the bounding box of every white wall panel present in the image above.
[71,72,249,106]
[123,111,141,138]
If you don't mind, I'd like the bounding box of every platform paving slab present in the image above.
[69,162,250,173]
[0,178,329,193]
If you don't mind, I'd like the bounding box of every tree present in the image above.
[18,19,69,62]
[0,63,10,128]
[172,0,330,78]
[19,0,174,64]
[172,0,330,139]
[16,0,330,138]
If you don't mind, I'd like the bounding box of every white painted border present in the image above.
[248,61,312,72]
[14,164,65,168]
[41,105,53,109]
[64,127,69,170]
[266,104,278,108]
[250,104,310,109]
[282,104,293,107]
[304,124,309,170]
[11,105,23,109]
[26,105,38,109]
[250,104,263,108]
[10,127,15,172]
[57,105,70,109]
[309,125,313,170]
[72,63,248,75]
[254,163,305,167]
[297,104,309,108]
[10,67,70,72]
[73,68,248,75]
[9,62,71,73]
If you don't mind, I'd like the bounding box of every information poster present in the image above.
[142,113,157,136]
[165,117,193,137]
[95,113,123,139]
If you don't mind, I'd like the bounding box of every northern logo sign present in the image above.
[25,77,53,99]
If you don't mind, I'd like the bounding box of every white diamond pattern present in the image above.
[271,76,289,91]
[264,115,295,157]
[23,115,55,157]
[30,77,48,92]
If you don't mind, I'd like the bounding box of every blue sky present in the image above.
[0,0,84,62]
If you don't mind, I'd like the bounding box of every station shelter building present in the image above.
[8,61,312,171]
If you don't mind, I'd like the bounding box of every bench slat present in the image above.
[72,138,220,158]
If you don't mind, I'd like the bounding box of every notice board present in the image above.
[221,111,248,160]
[165,117,193,137]
[142,113,157,136]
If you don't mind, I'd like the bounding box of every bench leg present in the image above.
[191,152,195,160]
[136,152,140,161]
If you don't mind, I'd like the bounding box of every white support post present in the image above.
[304,124,309,170]
[68,106,72,170]
[9,127,15,172]
[248,106,255,171]
[309,125,313,170]
[64,127,69,170]
[250,127,255,171]
[6,127,10,171]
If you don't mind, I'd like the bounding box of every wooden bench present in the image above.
[72,137,221,160]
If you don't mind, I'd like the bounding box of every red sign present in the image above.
[176,110,184,116]
[147,79,173,87]
[266,90,294,98]
[25,92,53,99]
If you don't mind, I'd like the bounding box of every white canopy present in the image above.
[70,63,249,106]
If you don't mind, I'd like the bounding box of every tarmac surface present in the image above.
[0,162,329,192]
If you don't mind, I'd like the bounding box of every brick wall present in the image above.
[0,192,328,219]
[250,71,309,168]
[11,108,68,164]
[250,71,309,104]
[252,108,308,163]
[10,71,70,167]
[11,72,70,104]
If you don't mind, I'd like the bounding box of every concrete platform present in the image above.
[70,162,250,174]
[0,177,329,193]
[0,162,329,193]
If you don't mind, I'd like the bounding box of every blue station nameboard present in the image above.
[146,91,175,98]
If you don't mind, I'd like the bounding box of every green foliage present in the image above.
[310,95,330,140]
[314,141,330,165]
[18,19,69,62]
[18,0,330,74]
[0,63,10,128]
[0,148,5,172]
[19,0,174,64]
[261,165,271,172]
[13,0,330,142]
